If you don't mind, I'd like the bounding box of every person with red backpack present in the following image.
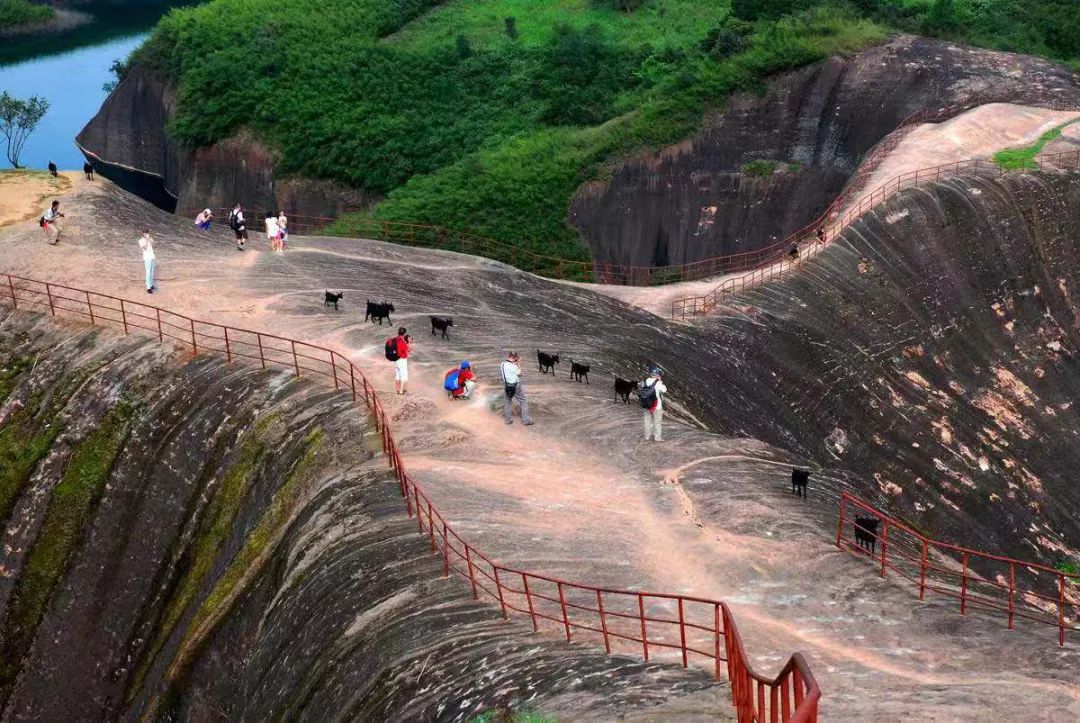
[385,327,411,394]
[443,361,475,399]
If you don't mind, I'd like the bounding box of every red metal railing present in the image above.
[0,272,819,723]
[671,140,1080,318]
[838,492,1079,646]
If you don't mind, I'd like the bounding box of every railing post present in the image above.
[155,308,163,342]
[961,552,969,614]
[257,334,266,369]
[494,566,508,620]
[678,597,689,668]
[464,545,479,599]
[1059,574,1067,647]
[44,283,55,316]
[85,291,95,325]
[190,318,198,355]
[919,539,928,600]
[224,326,232,362]
[6,275,16,309]
[714,602,722,681]
[350,365,357,401]
[441,520,450,577]
[557,582,571,641]
[330,351,339,389]
[412,486,422,532]
[836,495,846,547]
[291,340,300,377]
[596,590,610,654]
[638,594,649,660]
[522,573,538,631]
[879,521,888,577]
[120,299,129,333]
[426,501,436,551]
[1008,562,1015,629]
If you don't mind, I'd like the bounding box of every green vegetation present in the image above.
[0,0,53,30]
[993,119,1080,170]
[1057,558,1079,576]
[470,712,554,723]
[0,400,134,705]
[132,0,1080,261]
[130,414,275,698]
[741,159,778,176]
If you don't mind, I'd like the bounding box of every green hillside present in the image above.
[132,0,1080,259]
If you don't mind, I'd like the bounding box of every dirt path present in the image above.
[0,170,1077,718]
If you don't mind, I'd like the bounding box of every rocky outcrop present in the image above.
[0,313,725,721]
[76,67,379,216]
[570,35,1080,269]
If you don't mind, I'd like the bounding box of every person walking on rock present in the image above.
[228,204,247,251]
[386,326,410,395]
[277,210,288,248]
[40,200,64,245]
[500,351,533,426]
[640,367,667,442]
[265,211,282,253]
[138,229,157,294]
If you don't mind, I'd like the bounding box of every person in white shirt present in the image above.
[642,367,668,442]
[265,211,281,252]
[138,230,156,293]
[277,210,288,247]
[500,351,534,426]
[194,208,214,230]
[40,200,64,244]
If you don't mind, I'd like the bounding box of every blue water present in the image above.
[0,34,147,171]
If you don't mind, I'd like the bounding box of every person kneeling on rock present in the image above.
[444,360,476,400]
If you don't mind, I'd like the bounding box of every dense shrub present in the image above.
[0,0,52,29]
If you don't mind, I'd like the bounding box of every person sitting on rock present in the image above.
[444,360,476,400]
[194,208,214,231]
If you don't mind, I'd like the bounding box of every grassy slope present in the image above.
[134,0,1080,259]
[0,0,53,30]
[993,118,1080,170]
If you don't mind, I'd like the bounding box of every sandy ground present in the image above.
[576,103,1080,318]
[0,170,76,228]
[1,152,1079,719]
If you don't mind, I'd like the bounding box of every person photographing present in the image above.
[639,367,667,442]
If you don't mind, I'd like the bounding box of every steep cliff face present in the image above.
[76,67,379,216]
[569,36,1080,269]
[0,313,725,721]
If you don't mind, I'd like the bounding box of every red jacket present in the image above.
[395,336,410,359]
[451,368,474,397]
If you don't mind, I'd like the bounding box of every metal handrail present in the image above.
[0,272,820,723]
[837,492,1078,646]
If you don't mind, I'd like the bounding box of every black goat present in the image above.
[537,350,560,375]
[854,516,881,555]
[569,360,589,384]
[430,316,454,340]
[614,377,638,403]
[324,291,344,311]
[791,468,809,499]
[366,300,395,325]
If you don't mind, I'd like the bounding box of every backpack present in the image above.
[384,336,400,361]
[228,210,240,230]
[443,369,460,392]
[638,379,657,409]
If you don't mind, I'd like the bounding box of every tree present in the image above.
[0,92,49,169]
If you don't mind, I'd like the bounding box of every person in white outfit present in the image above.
[138,230,156,293]
[265,211,281,252]
[642,367,667,442]
[500,351,534,425]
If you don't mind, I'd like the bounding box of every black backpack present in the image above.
[638,379,657,409]
[228,210,240,230]
[384,337,399,361]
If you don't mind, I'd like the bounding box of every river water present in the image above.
[0,2,193,171]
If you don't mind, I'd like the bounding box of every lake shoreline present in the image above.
[0,9,92,39]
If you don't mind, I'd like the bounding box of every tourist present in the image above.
[390,327,410,395]
[640,367,667,442]
[788,242,799,260]
[40,200,64,245]
[194,208,214,231]
[816,227,826,245]
[444,360,476,399]
[83,161,94,181]
[500,351,533,426]
[277,210,288,248]
[228,204,247,250]
[265,211,281,253]
[138,229,156,294]
[47,161,57,177]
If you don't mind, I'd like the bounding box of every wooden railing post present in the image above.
[6,275,16,309]
[44,283,55,316]
[120,299,129,333]
[190,318,198,354]
[223,326,232,362]
[290,340,300,376]
[156,308,163,341]
[85,291,95,325]
[257,334,266,369]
